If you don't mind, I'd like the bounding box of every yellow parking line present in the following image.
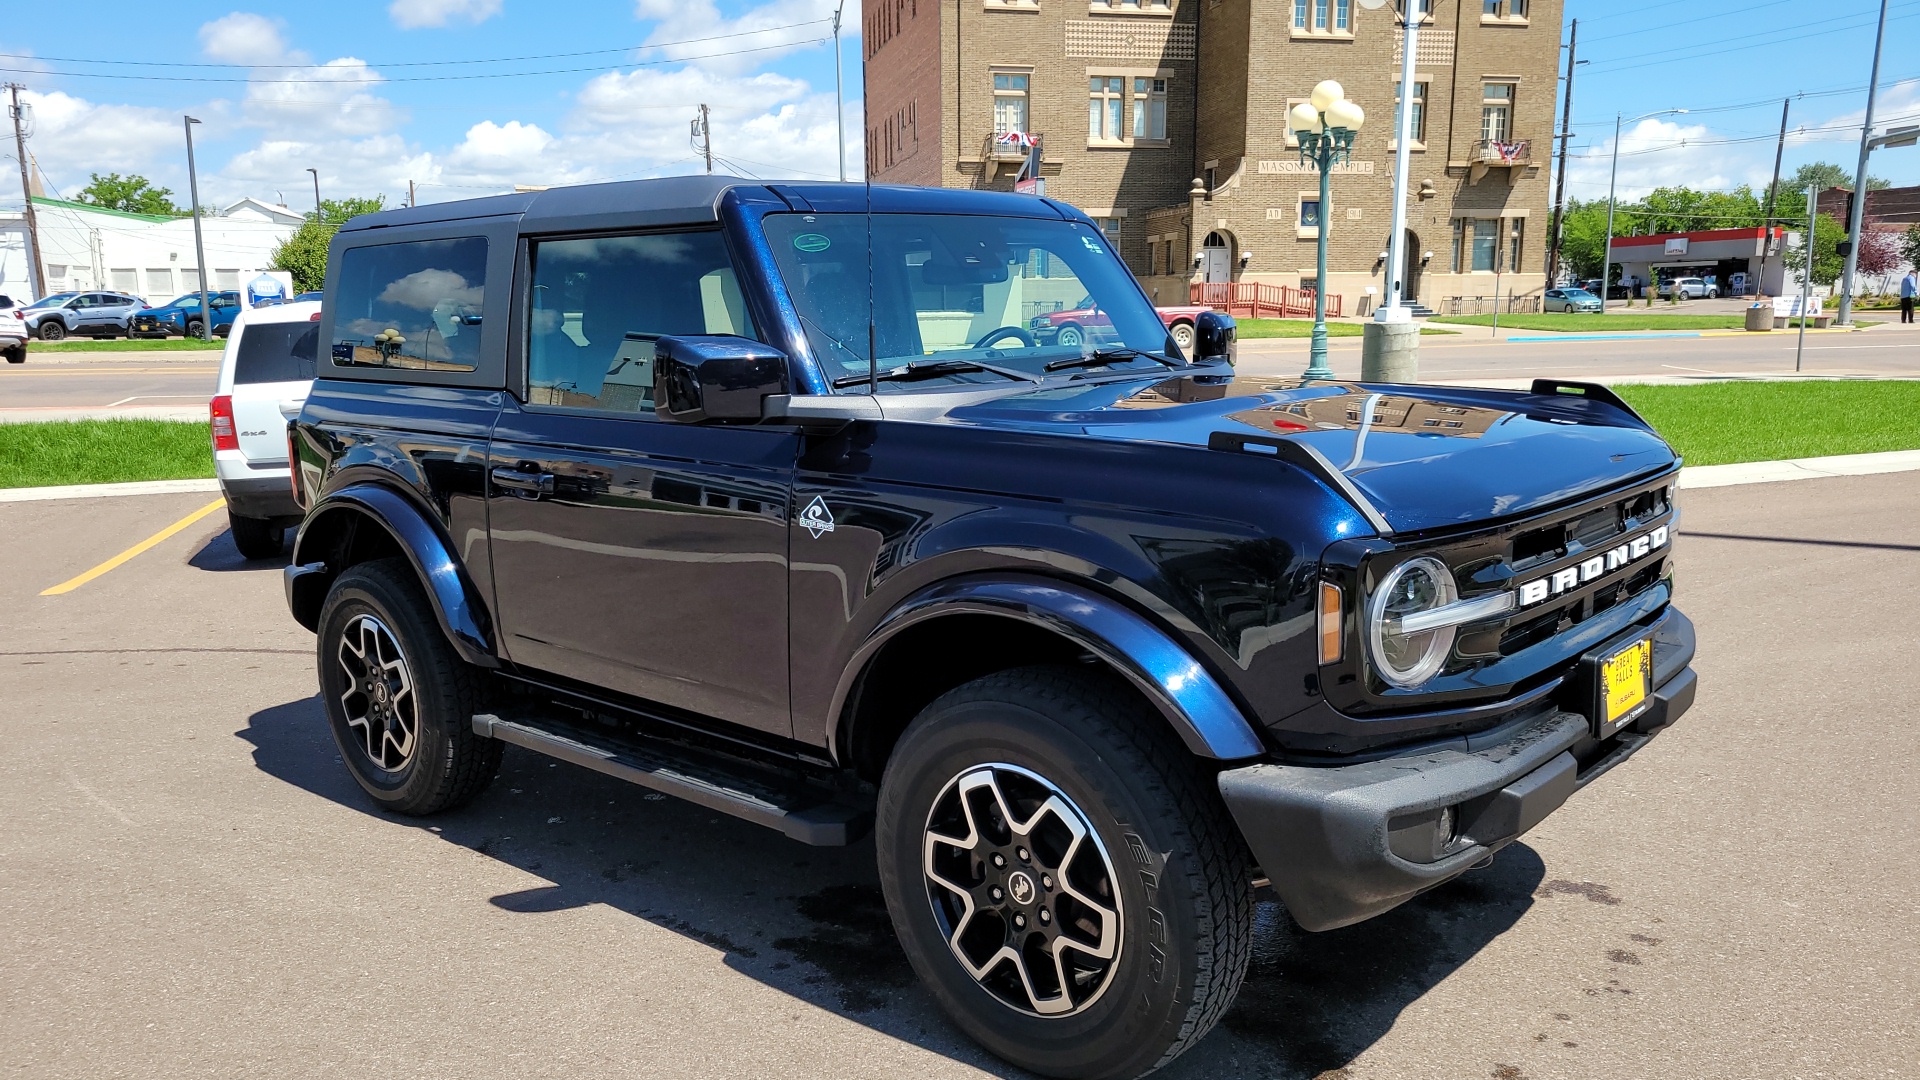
[40,497,227,596]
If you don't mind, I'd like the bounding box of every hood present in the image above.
[942,374,1677,534]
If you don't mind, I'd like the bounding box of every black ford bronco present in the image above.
[285,176,1695,1079]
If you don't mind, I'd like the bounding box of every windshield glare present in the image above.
[26,293,77,309]
[764,213,1175,392]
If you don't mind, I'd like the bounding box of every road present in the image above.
[2,321,1915,422]
[1,472,1914,1079]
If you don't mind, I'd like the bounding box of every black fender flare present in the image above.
[833,578,1266,762]
[284,483,497,667]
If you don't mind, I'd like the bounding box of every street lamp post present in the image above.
[1602,108,1686,312]
[833,0,847,182]
[1362,0,1421,383]
[1292,81,1365,380]
[306,167,321,221]
[183,116,211,342]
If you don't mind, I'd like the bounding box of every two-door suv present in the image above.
[285,177,1695,1079]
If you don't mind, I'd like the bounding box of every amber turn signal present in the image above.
[1318,581,1344,664]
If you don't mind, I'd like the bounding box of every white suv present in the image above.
[210,300,319,558]
[0,294,26,363]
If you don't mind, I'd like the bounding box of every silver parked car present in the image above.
[1657,277,1718,300]
[21,291,147,340]
[1544,287,1604,313]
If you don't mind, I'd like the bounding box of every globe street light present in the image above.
[1602,108,1686,311]
[1292,80,1365,380]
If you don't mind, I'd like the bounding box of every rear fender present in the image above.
[286,483,497,667]
[837,578,1266,762]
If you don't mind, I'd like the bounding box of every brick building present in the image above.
[865,0,1562,312]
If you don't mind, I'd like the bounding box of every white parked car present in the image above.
[0,294,26,363]
[1657,277,1718,300]
[210,300,320,558]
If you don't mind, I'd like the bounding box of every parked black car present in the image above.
[285,177,1696,1080]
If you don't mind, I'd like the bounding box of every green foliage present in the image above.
[1782,213,1848,287]
[1431,314,1747,331]
[269,195,388,293]
[75,173,182,216]
[1901,225,1920,270]
[1779,161,1890,198]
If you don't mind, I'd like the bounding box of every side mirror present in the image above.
[1193,310,1236,366]
[655,335,791,423]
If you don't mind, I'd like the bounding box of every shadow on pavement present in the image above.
[238,695,1542,1079]
[188,529,292,572]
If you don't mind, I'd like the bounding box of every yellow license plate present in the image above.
[1602,639,1652,727]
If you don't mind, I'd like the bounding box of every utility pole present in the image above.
[306,167,321,221]
[833,0,847,181]
[6,83,45,300]
[408,179,416,208]
[1837,0,1889,325]
[1757,99,1790,296]
[183,116,211,341]
[1545,19,1578,287]
[693,104,713,175]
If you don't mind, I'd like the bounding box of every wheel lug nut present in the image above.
[1039,908,1051,925]
[1041,874,1053,890]
[991,853,1006,868]
[989,886,1004,902]
[1016,846,1030,862]
[1013,913,1027,929]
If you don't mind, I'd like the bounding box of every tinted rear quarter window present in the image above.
[235,321,319,384]
[330,237,488,372]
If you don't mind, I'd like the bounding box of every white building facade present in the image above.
[0,197,302,304]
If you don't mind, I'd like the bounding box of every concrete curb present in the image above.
[0,478,222,503]
[1678,449,1920,489]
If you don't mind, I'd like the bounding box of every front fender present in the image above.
[286,482,497,667]
[838,577,1266,761]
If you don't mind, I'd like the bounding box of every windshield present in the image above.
[1564,289,1596,300]
[26,293,77,310]
[764,212,1176,392]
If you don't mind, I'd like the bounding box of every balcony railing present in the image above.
[988,131,1042,161]
[1472,138,1532,165]
[1191,282,1342,320]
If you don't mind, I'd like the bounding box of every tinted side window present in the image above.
[331,237,487,372]
[235,321,319,384]
[526,231,754,414]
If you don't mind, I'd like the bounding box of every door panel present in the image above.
[488,406,796,733]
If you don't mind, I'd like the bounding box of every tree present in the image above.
[76,173,182,216]
[1636,185,1763,235]
[1901,225,1920,271]
[1782,213,1848,288]
[269,196,388,293]
[1777,161,1891,200]
[1855,228,1900,278]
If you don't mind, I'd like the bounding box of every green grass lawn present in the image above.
[29,337,224,352]
[1236,319,1458,338]
[1614,381,1920,466]
[1431,313,1748,332]
[0,420,213,488]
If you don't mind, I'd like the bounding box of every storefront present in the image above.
[1610,227,1786,298]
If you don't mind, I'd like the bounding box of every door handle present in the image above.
[490,465,556,497]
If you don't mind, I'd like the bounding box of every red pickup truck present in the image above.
[1030,297,1213,353]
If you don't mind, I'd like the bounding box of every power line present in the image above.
[1580,7,1920,77]
[0,20,831,72]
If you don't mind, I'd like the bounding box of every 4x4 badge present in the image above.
[799,496,836,538]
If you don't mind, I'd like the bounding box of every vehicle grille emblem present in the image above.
[799,496,836,538]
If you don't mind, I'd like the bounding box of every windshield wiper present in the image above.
[1043,347,1186,373]
[832,358,1040,389]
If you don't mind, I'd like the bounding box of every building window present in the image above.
[1483,0,1527,17]
[1094,216,1122,246]
[1508,218,1525,272]
[994,72,1031,134]
[1089,77,1125,142]
[1472,218,1498,271]
[1091,0,1172,10]
[1314,0,1329,29]
[1394,80,1428,144]
[1294,0,1307,28]
[1395,0,1433,18]
[1296,0,1352,36]
[1482,83,1514,144]
[1300,198,1322,232]
[1132,77,1168,141]
[1336,0,1350,31]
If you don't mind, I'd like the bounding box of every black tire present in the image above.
[227,511,285,559]
[185,319,205,339]
[316,558,501,815]
[876,666,1253,1080]
[2,346,23,364]
[36,321,65,341]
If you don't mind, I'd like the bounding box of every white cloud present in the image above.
[389,0,505,29]
[15,91,180,193]
[239,58,404,140]
[634,0,839,76]
[199,13,294,65]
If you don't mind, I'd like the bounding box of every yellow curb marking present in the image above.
[40,497,227,596]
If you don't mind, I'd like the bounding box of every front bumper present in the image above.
[1220,608,1696,932]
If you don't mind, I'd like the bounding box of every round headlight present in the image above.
[1366,556,1460,689]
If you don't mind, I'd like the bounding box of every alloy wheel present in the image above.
[336,613,418,772]
[922,763,1122,1018]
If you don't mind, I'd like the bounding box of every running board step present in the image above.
[472,710,871,846]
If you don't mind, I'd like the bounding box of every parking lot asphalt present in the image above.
[2,476,1915,1079]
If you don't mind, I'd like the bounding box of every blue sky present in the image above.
[0,0,1916,213]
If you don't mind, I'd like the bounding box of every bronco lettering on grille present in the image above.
[1517,525,1669,607]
